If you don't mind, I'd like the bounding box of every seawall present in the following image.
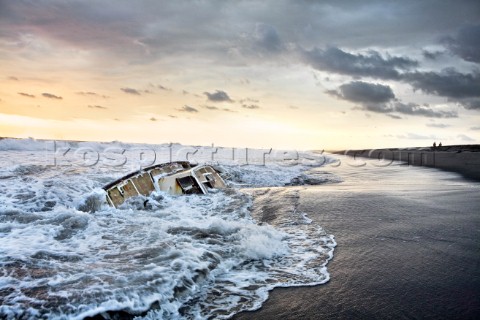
[332,145,480,181]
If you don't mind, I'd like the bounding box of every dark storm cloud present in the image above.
[18,92,35,98]
[303,47,418,80]
[42,93,62,99]
[332,81,395,104]
[404,69,480,99]
[0,1,154,58]
[393,102,457,118]
[301,46,480,110]
[178,105,198,113]
[2,0,479,66]
[402,69,480,109]
[443,24,480,63]
[0,1,244,65]
[329,81,457,118]
[253,23,283,53]
[327,81,395,114]
[204,90,233,102]
[422,50,444,60]
[2,0,480,119]
[458,98,480,110]
[121,88,141,95]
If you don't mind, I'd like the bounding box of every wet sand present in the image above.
[235,156,480,319]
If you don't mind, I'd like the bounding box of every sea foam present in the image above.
[0,139,338,319]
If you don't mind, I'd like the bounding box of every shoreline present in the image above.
[234,155,480,319]
[331,144,480,181]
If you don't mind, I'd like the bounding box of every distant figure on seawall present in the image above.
[439,142,442,147]
[433,142,436,149]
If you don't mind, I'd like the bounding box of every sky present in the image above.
[0,0,479,150]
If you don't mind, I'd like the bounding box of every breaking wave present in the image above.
[0,139,338,319]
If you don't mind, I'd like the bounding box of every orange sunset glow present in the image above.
[1,1,479,149]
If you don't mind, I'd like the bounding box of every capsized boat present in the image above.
[103,161,226,208]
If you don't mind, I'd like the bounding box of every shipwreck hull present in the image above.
[103,162,226,208]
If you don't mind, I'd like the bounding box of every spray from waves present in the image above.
[0,139,338,319]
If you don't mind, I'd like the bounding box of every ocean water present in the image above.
[0,139,338,319]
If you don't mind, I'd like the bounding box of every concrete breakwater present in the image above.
[333,145,480,181]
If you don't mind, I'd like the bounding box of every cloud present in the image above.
[393,102,457,118]
[458,98,480,110]
[8,76,18,81]
[387,114,402,119]
[403,69,480,110]
[18,92,35,98]
[121,87,141,95]
[42,93,62,100]
[457,134,475,142]
[303,47,418,80]
[253,23,283,53]
[178,105,198,113]
[302,47,479,111]
[426,123,450,128]
[333,81,395,104]
[150,117,157,121]
[239,98,259,104]
[404,69,479,99]
[88,105,107,109]
[242,104,260,109]
[327,81,396,114]
[157,84,170,91]
[470,126,480,131]
[77,91,109,98]
[329,81,457,118]
[2,1,479,73]
[204,90,234,102]
[422,50,444,60]
[202,105,236,112]
[443,24,480,63]
[203,105,219,110]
